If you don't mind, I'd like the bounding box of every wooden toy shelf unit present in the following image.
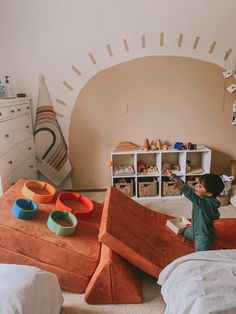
[111,145,211,199]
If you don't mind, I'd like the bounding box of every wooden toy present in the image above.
[143,138,150,151]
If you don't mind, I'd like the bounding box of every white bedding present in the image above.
[157,250,236,314]
[0,264,63,314]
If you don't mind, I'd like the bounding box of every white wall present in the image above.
[1,0,236,142]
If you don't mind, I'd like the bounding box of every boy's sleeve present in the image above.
[170,174,213,209]
[180,184,213,209]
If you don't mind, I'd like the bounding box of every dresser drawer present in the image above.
[18,139,36,158]
[0,114,33,154]
[11,114,33,145]
[0,128,14,155]
[14,102,31,117]
[3,158,37,189]
[0,149,27,178]
[0,106,15,121]
[0,101,30,121]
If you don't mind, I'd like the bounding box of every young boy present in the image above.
[164,170,224,251]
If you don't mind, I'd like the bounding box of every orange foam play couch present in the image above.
[1,181,236,304]
[0,179,102,293]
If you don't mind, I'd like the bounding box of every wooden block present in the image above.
[85,244,142,304]
[113,141,140,152]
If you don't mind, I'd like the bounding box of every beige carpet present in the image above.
[61,190,236,314]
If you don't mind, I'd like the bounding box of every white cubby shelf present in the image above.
[111,145,211,199]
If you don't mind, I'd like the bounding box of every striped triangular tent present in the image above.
[34,75,71,186]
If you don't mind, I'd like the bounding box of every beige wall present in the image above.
[69,56,236,189]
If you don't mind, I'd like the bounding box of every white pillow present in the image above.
[0,264,63,314]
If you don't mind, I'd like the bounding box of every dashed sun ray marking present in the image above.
[193,36,200,50]
[63,81,73,91]
[106,44,113,57]
[123,38,129,52]
[56,98,67,106]
[178,33,183,47]
[160,32,164,46]
[72,65,82,76]
[55,112,64,118]
[142,34,146,48]
[209,41,216,54]
[88,53,97,65]
[224,48,232,61]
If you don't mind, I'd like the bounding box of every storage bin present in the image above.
[114,179,134,197]
[217,194,230,207]
[162,181,181,196]
[138,179,157,197]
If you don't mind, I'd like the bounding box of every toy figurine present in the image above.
[150,140,157,150]
[143,138,150,151]
[156,139,162,150]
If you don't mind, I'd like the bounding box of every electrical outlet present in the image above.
[223,70,233,78]
[226,84,236,94]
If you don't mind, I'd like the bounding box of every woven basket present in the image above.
[115,179,134,197]
[162,181,181,196]
[217,194,230,207]
[138,179,157,197]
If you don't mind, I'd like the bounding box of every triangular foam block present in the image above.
[84,244,142,304]
[99,187,194,277]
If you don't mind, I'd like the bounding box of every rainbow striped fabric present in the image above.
[34,75,71,186]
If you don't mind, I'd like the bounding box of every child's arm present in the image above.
[180,184,213,209]
[162,170,184,190]
[163,170,213,209]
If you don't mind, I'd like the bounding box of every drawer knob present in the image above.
[5,134,9,138]
[25,125,29,129]
[26,106,30,109]
[10,110,15,113]
[8,160,13,164]
[30,165,34,168]
[17,108,21,112]
[28,146,32,150]
[0,112,2,116]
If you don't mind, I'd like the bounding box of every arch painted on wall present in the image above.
[68,55,236,189]
[54,32,234,125]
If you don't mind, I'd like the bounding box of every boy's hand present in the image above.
[162,170,183,190]
[162,169,172,177]
[173,180,182,190]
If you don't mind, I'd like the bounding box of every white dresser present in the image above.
[0,98,37,195]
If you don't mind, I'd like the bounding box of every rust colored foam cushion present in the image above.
[213,219,236,249]
[99,187,236,277]
[99,187,195,277]
[0,179,102,293]
[84,244,142,304]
